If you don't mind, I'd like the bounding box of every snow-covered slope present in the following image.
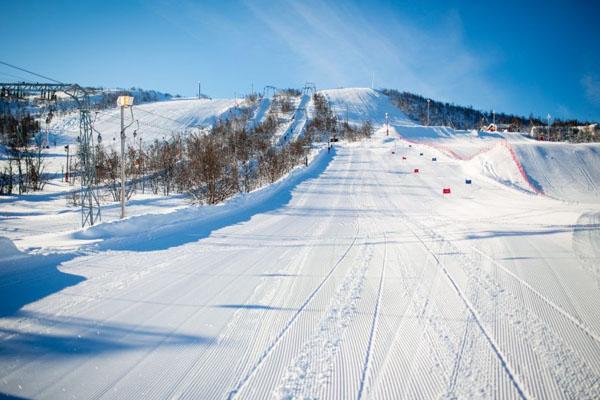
[389,115,600,204]
[2,126,599,399]
[321,87,415,126]
[1,87,600,400]
[512,142,600,202]
[50,98,238,144]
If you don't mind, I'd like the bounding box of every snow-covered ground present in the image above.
[51,97,239,144]
[1,88,600,399]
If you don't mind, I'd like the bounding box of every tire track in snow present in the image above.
[408,217,600,399]
[401,218,529,400]
[469,245,600,345]
[356,231,387,400]
[273,238,374,399]
[4,214,298,397]
[226,210,361,400]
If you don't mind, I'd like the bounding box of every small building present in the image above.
[484,123,516,132]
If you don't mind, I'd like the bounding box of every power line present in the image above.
[0,70,33,82]
[95,109,182,134]
[135,107,189,127]
[0,60,63,84]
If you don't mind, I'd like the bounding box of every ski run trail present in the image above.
[1,88,600,399]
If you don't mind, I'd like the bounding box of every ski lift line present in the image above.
[0,60,64,84]
[94,108,190,131]
[134,107,190,127]
[93,112,179,134]
[0,70,33,83]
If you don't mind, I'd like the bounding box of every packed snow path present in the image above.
[1,132,600,399]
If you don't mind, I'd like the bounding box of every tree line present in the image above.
[382,88,599,142]
[0,114,46,194]
[93,95,313,205]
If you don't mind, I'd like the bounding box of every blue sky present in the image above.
[2,0,599,121]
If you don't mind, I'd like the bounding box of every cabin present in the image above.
[484,123,516,132]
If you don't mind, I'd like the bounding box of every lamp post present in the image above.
[64,144,70,183]
[385,112,389,136]
[117,95,134,219]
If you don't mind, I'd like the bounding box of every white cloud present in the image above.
[243,0,506,109]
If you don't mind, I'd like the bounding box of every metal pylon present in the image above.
[79,108,101,227]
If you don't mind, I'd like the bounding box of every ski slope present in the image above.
[321,87,415,126]
[50,98,238,145]
[1,88,600,399]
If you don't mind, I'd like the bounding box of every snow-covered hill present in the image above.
[50,97,239,145]
[1,87,600,400]
[321,87,414,126]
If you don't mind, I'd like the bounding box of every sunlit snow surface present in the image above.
[1,88,600,399]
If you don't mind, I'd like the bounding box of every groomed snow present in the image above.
[1,88,600,399]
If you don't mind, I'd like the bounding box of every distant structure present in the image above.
[530,123,598,142]
[263,85,277,98]
[303,82,316,96]
[0,82,102,227]
[484,123,517,133]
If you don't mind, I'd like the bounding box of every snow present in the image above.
[321,87,414,126]
[1,87,600,399]
[54,97,238,144]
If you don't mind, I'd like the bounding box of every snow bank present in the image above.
[465,142,539,194]
[70,146,333,252]
[0,236,84,317]
[511,142,600,203]
[0,237,24,263]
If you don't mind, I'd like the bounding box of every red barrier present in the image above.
[443,188,451,194]
[414,168,419,173]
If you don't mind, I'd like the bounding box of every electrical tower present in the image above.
[0,82,102,227]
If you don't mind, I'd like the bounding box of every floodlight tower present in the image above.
[385,112,389,136]
[117,95,135,219]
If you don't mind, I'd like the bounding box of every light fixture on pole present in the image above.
[117,95,135,219]
[64,144,70,183]
[385,112,389,136]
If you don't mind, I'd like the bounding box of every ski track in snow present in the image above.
[1,88,600,399]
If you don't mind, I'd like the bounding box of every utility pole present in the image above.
[139,135,144,194]
[0,82,102,227]
[346,104,349,126]
[117,95,134,219]
[198,81,201,99]
[547,113,552,141]
[493,109,496,125]
[427,99,431,126]
[64,144,70,182]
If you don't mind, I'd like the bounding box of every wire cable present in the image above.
[0,60,63,84]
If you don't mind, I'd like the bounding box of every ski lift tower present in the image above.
[303,82,317,97]
[0,82,102,227]
[263,85,278,98]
